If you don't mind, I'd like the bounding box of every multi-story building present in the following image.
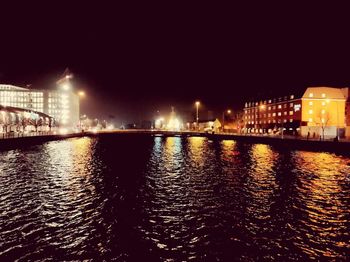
[244,87,348,138]
[244,93,301,135]
[0,83,79,128]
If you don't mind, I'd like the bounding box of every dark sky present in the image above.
[1,2,350,124]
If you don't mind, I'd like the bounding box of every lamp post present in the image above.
[222,109,231,133]
[195,101,200,130]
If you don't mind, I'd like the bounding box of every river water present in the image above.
[0,135,349,261]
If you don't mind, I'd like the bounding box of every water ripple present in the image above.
[0,136,349,261]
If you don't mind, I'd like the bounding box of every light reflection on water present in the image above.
[0,136,349,260]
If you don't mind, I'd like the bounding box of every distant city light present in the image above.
[167,118,181,131]
[78,91,86,97]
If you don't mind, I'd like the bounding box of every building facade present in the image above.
[244,87,348,138]
[0,84,79,128]
[244,94,301,135]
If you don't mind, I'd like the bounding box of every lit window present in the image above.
[322,109,325,114]
[309,110,313,114]
[321,118,325,123]
[284,111,287,115]
[322,101,326,106]
[283,119,287,123]
[278,105,282,109]
[268,106,271,110]
[322,93,326,98]
[309,101,313,106]
[289,119,293,122]
[290,103,293,107]
[290,95,294,99]
[272,113,276,116]
[278,112,281,116]
[309,93,313,97]
[289,111,293,115]
[309,118,313,122]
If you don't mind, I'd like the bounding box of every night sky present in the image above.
[1,2,350,124]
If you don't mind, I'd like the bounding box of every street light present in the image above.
[195,101,200,130]
[78,91,86,97]
[222,109,231,133]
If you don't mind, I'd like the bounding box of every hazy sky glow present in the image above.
[1,2,350,123]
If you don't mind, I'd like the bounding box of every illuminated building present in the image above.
[243,87,348,138]
[244,93,301,134]
[197,118,221,133]
[301,87,346,138]
[0,84,79,128]
[166,107,182,131]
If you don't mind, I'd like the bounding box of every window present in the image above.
[290,103,293,107]
[290,95,294,99]
[283,104,287,108]
[289,119,293,122]
[278,105,282,109]
[272,106,276,110]
[321,118,325,123]
[283,119,287,123]
[322,93,326,98]
[309,93,313,97]
[309,109,313,114]
[309,101,313,106]
[289,111,293,115]
[278,112,282,116]
[268,113,271,117]
[284,111,287,115]
[322,109,325,114]
[309,118,313,122]
[322,101,326,106]
[272,113,276,117]
[268,106,271,110]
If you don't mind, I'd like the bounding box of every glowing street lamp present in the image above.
[195,101,200,130]
[78,91,86,97]
[222,109,231,133]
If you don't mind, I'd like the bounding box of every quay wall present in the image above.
[0,130,349,155]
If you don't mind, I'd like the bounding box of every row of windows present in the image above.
[245,103,294,113]
[308,93,327,98]
[245,111,294,119]
[0,91,43,97]
[245,95,295,107]
[308,101,329,106]
[247,119,294,124]
[308,109,327,114]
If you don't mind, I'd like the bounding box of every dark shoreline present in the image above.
[0,130,349,155]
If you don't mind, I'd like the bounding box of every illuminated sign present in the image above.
[294,104,301,112]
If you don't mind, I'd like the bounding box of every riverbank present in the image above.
[0,130,349,155]
[0,132,87,151]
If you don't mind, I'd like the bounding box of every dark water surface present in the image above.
[0,135,349,261]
